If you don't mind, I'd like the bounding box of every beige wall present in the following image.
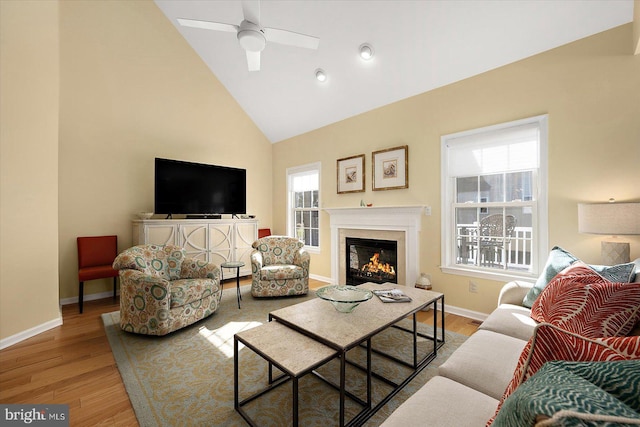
[273,24,640,315]
[1,1,61,339]
[57,1,273,301]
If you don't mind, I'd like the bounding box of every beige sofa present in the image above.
[382,260,640,427]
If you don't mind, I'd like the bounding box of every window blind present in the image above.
[446,123,540,176]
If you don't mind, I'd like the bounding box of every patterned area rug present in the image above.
[102,285,467,426]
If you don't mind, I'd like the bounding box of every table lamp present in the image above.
[578,200,640,265]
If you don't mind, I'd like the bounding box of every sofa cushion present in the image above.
[522,246,636,308]
[531,261,640,337]
[380,376,499,427]
[439,330,528,400]
[478,304,537,341]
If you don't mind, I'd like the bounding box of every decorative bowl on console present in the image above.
[316,285,373,313]
[138,212,154,219]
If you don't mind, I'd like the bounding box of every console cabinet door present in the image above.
[208,223,233,266]
[235,222,257,276]
[143,224,179,246]
[180,223,209,261]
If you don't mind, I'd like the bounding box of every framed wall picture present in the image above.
[372,145,408,191]
[337,154,365,194]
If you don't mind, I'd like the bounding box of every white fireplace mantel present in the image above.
[324,206,426,287]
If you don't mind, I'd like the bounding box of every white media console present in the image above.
[132,218,258,277]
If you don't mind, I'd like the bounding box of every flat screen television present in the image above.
[154,158,246,217]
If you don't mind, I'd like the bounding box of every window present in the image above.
[287,162,321,251]
[441,115,548,281]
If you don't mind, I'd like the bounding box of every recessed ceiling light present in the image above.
[315,68,327,82]
[359,43,374,60]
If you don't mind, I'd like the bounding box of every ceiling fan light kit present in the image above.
[237,21,266,52]
[315,68,327,82]
[359,43,374,60]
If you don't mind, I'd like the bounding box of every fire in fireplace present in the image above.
[346,237,398,285]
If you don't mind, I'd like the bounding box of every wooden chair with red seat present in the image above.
[258,228,271,238]
[77,235,119,313]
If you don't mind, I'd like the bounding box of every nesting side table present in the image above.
[220,261,245,309]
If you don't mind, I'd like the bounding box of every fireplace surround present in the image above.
[325,206,426,287]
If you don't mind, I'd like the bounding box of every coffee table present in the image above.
[269,282,445,426]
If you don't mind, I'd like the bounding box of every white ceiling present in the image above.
[154,0,634,143]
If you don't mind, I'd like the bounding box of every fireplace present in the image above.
[325,206,426,287]
[346,237,398,285]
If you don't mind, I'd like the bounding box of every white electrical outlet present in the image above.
[424,206,431,216]
[469,281,478,293]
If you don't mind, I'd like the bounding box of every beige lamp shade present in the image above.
[578,202,640,265]
[578,202,640,235]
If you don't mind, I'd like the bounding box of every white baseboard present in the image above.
[444,304,488,322]
[59,290,119,307]
[309,273,332,283]
[0,315,63,350]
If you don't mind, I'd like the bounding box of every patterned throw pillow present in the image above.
[491,360,640,427]
[522,246,636,308]
[530,261,640,337]
[486,323,640,426]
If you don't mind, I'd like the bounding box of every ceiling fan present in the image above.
[177,0,320,72]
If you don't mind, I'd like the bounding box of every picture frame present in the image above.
[337,154,365,194]
[372,145,408,191]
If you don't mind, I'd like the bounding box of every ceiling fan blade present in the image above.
[241,0,261,25]
[177,18,238,33]
[246,50,261,71]
[264,27,320,50]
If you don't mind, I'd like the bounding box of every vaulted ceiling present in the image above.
[155,0,634,143]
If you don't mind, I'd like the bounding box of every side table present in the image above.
[220,261,245,309]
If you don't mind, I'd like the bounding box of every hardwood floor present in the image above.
[0,278,479,426]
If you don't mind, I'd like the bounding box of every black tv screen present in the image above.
[154,158,246,215]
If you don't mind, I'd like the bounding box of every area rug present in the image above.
[102,285,467,426]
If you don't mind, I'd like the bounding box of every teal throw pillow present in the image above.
[491,360,640,426]
[522,246,577,308]
[590,263,637,283]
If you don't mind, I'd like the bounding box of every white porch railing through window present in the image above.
[456,224,533,272]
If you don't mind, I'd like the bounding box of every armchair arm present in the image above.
[180,257,220,282]
[119,269,170,295]
[251,250,264,271]
[498,280,534,306]
[118,269,177,335]
[294,248,310,272]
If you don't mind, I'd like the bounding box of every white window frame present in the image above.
[440,115,548,282]
[287,162,321,253]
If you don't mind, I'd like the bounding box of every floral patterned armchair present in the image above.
[250,236,310,297]
[113,244,221,336]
